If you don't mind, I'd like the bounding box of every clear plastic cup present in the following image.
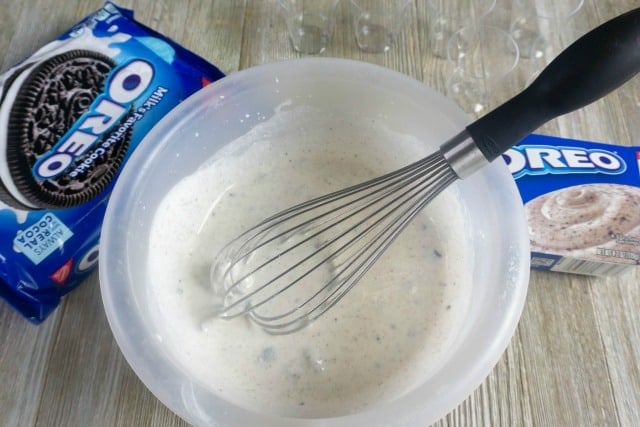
[349,0,411,53]
[426,0,496,58]
[510,0,584,59]
[278,0,341,55]
[446,25,520,117]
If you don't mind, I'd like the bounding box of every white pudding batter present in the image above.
[146,105,473,417]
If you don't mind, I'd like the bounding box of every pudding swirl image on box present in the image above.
[525,183,640,263]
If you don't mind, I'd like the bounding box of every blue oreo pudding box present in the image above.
[0,2,224,322]
[502,134,640,277]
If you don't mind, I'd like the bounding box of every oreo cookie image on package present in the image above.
[0,49,131,209]
[0,1,225,322]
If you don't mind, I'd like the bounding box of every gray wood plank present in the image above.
[0,306,61,427]
[592,272,640,427]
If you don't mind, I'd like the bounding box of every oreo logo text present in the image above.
[33,59,154,180]
[503,145,626,179]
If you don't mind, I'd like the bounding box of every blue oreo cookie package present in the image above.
[503,134,640,277]
[0,2,224,322]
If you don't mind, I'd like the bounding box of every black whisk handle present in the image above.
[466,7,640,162]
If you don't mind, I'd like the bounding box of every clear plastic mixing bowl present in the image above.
[100,58,530,427]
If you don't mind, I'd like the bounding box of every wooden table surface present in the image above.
[1,1,639,426]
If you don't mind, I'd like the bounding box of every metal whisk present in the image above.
[210,137,463,334]
[210,8,640,334]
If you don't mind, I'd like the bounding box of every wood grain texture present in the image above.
[1,1,639,426]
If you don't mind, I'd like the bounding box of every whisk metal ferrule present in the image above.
[440,130,488,179]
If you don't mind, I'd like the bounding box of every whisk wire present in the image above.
[217,153,447,315]
[228,153,443,267]
[250,160,457,333]
[212,151,458,333]
[215,154,445,310]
